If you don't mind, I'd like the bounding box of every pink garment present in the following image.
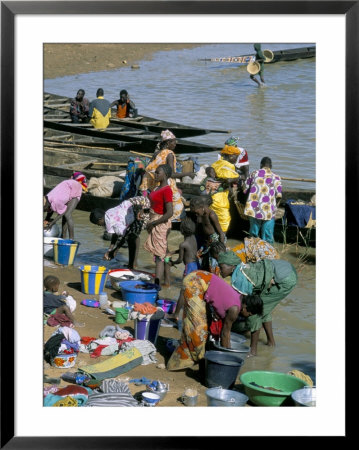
[47,179,83,215]
[105,200,134,236]
[204,274,241,319]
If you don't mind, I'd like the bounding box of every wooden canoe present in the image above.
[44,92,230,138]
[43,149,127,180]
[199,46,316,65]
[44,118,222,155]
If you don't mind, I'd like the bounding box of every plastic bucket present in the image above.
[119,280,160,305]
[205,387,248,407]
[79,265,109,295]
[157,299,176,314]
[44,237,64,257]
[134,318,161,345]
[115,307,129,324]
[204,351,244,389]
[53,239,80,265]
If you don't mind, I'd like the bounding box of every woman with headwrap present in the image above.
[209,136,249,233]
[139,129,195,221]
[250,43,266,87]
[166,269,263,371]
[44,172,88,240]
[89,196,151,269]
[217,250,297,357]
[208,236,280,275]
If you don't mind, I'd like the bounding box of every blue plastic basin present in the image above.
[119,280,160,304]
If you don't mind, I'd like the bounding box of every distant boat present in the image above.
[198,46,316,64]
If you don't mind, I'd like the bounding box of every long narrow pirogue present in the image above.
[44,92,230,139]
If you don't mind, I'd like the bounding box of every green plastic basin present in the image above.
[239,371,309,406]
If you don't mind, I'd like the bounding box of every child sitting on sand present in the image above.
[164,217,200,326]
[43,275,83,327]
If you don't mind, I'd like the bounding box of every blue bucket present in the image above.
[79,265,109,295]
[119,280,160,305]
[52,239,80,266]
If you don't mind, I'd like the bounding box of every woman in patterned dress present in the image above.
[139,129,195,221]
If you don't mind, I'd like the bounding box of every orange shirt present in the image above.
[116,103,128,118]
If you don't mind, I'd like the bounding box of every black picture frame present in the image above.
[1,1,352,447]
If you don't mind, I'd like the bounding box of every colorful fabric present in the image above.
[105,200,134,236]
[203,273,241,319]
[148,185,173,215]
[51,396,78,407]
[200,177,223,196]
[160,129,176,141]
[144,210,172,259]
[234,265,297,333]
[232,259,275,295]
[118,157,149,202]
[71,171,88,192]
[210,191,231,232]
[47,179,82,215]
[78,348,143,382]
[167,271,212,371]
[220,136,249,167]
[243,167,282,220]
[46,313,73,328]
[70,97,89,118]
[249,217,276,243]
[232,237,279,263]
[89,96,111,129]
[183,260,201,276]
[217,250,242,266]
[139,148,183,221]
[211,159,238,179]
[210,159,239,232]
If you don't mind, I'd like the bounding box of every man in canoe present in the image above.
[69,89,89,123]
[44,172,88,240]
[88,88,111,129]
[250,43,266,87]
[243,157,282,244]
[110,89,137,118]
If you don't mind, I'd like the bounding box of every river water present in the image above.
[44,43,315,383]
[44,43,316,191]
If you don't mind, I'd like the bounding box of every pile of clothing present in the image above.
[79,325,134,358]
[130,302,164,321]
[44,327,81,363]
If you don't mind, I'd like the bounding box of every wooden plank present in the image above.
[282,176,315,183]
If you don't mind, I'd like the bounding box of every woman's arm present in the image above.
[146,201,173,232]
[221,306,240,348]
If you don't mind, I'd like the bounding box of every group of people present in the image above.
[44,118,295,367]
[70,88,137,128]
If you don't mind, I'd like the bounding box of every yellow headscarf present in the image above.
[221,145,240,155]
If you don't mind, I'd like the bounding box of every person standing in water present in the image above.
[250,43,266,87]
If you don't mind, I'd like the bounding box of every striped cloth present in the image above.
[85,379,140,407]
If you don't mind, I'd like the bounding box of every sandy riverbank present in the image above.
[44,43,203,79]
[43,257,249,407]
